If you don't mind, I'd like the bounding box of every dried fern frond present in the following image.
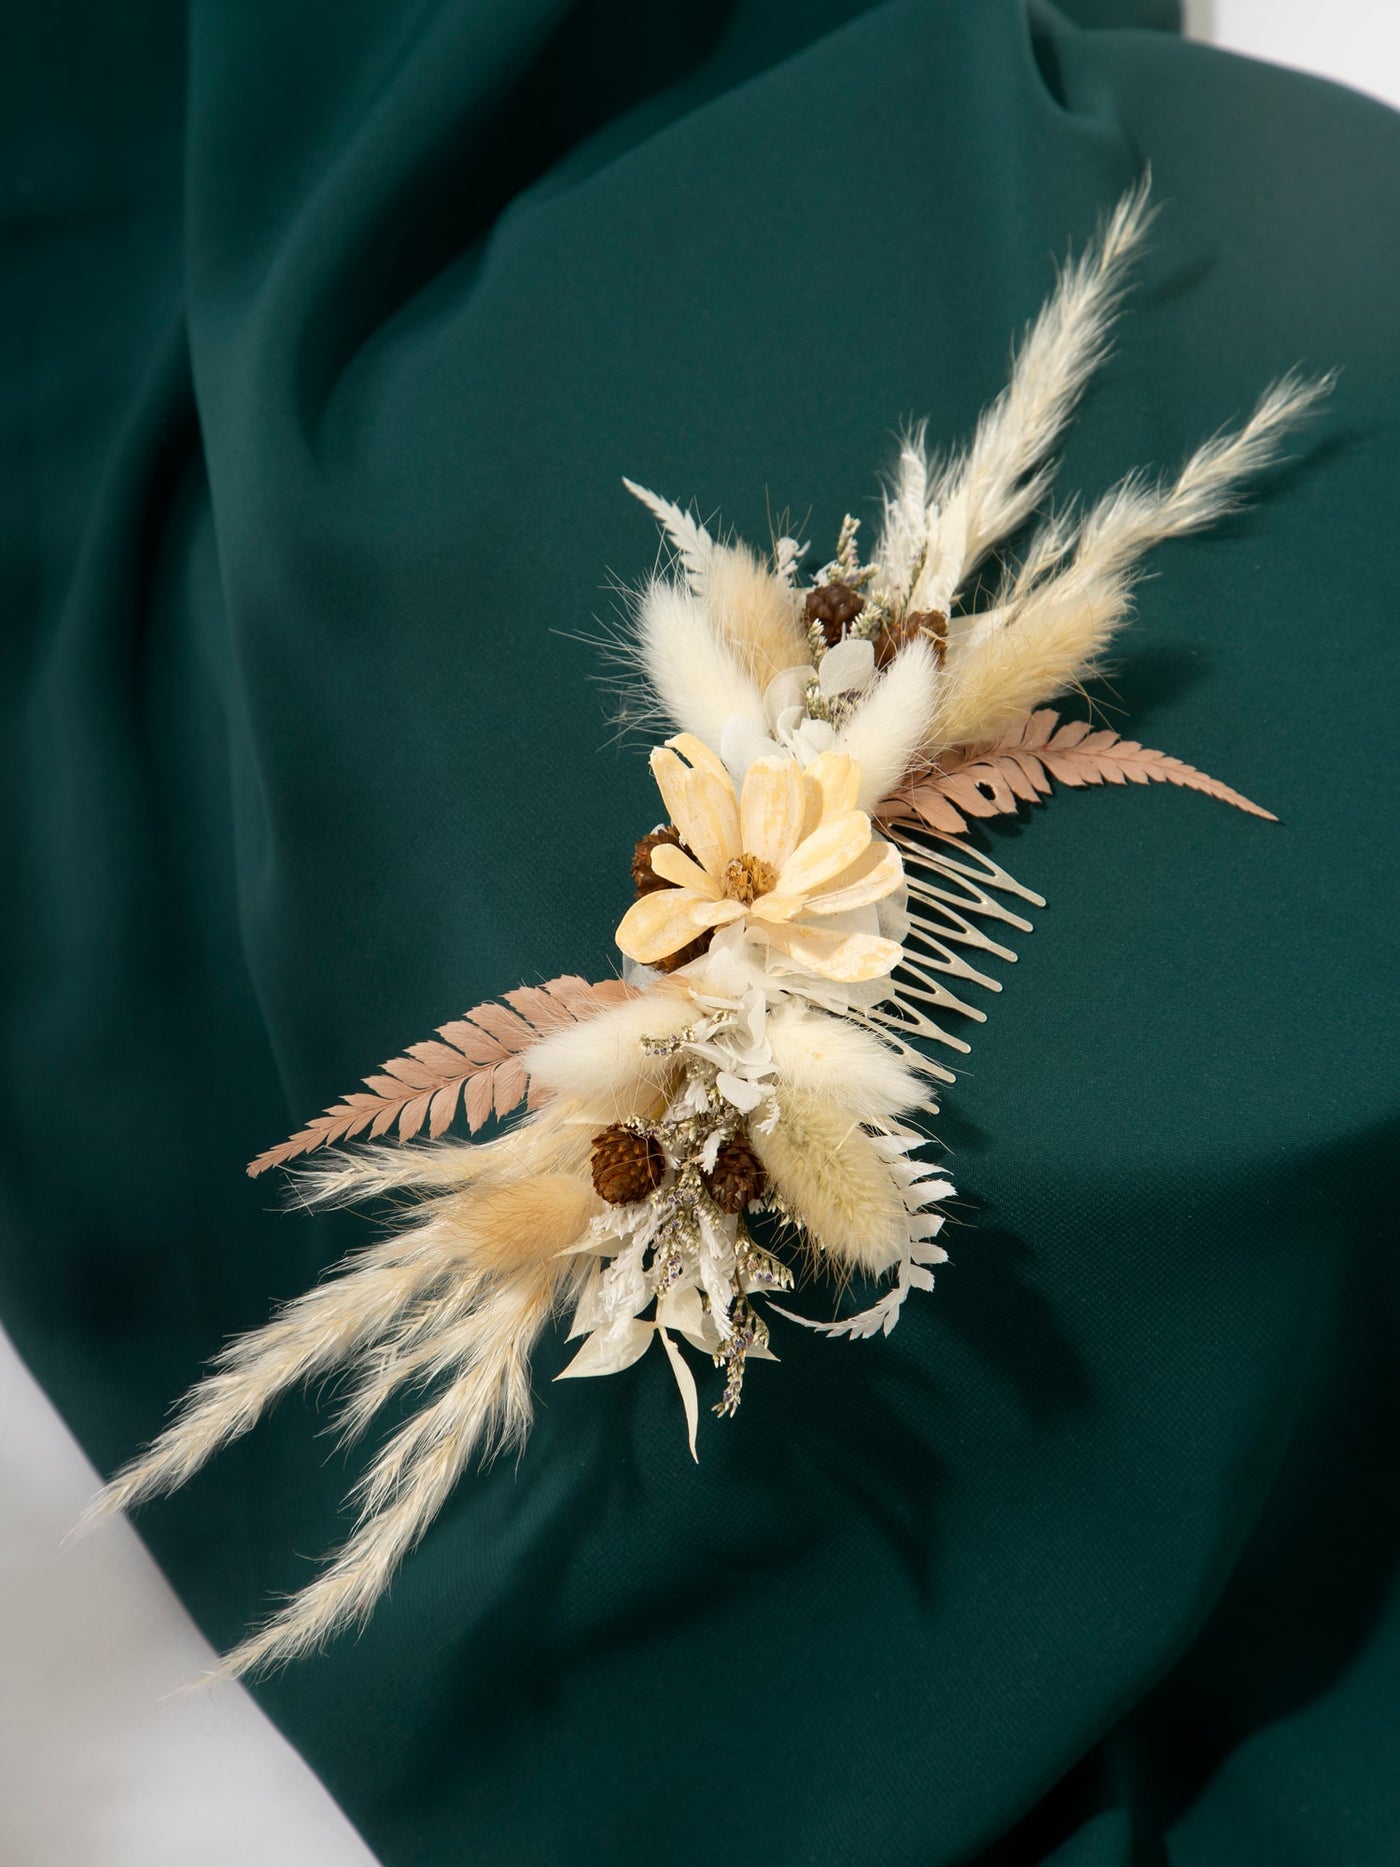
[887,707,1275,837]
[247,975,636,1177]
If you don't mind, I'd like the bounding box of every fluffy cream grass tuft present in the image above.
[766,1002,930,1124]
[625,478,811,750]
[522,985,692,1115]
[929,370,1333,751]
[634,577,766,753]
[705,537,812,689]
[82,1114,610,1678]
[751,1088,914,1278]
[833,636,940,813]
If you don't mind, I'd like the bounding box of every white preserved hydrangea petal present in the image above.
[716,1070,765,1112]
[818,636,875,697]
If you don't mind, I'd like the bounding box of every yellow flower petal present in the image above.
[776,810,871,896]
[747,892,806,924]
[681,768,744,878]
[691,898,747,929]
[762,920,903,982]
[740,756,807,870]
[665,733,731,790]
[614,888,714,963]
[648,747,739,878]
[800,750,861,841]
[648,747,694,836]
[649,843,721,897]
[801,840,904,915]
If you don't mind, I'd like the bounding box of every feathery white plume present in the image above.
[635,578,767,752]
[622,478,715,592]
[765,1000,929,1122]
[522,987,692,1112]
[874,426,933,606]
[832,637,939,812]
[929,369,1332,749]
[931,175,1155,598]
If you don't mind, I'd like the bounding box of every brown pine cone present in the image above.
[874,608,948,670]
[652,931,713,973]
[803,581,865,646]
[632,825,692,896]
[703,1136,768,1214]
[591,1124,666,1204]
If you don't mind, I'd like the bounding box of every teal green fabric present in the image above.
[4,2,1398,1861]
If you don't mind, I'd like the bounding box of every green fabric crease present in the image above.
[3,1,1397,1861]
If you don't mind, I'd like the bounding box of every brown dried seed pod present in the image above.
[652,930,714,973]
[875,608,948,669]
[591,1124,666,1204]
[703,1136,769,1214]
[632,825,691,896]
[803,581,866,646]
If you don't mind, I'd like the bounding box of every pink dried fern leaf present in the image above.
[247,975,637,1178]
[885,708,1275,837]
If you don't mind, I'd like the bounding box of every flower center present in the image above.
[723,853,777,905]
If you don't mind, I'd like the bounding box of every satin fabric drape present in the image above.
[4,3,1397,1860]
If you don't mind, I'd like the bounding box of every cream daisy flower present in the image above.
[615,734,905,983]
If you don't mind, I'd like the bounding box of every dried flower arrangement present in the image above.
[86,182,1329,1678]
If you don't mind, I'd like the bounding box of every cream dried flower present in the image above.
[614,732,904,982]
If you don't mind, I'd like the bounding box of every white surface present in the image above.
[1185,0,1400,110]
[2,10,1396,1866]
[0,1323,378,1867]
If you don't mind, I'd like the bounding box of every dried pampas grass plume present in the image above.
[877,177,1155,610]
[929,370,1333,751]
[935,175,1157,580]
[80,1119,608,1678]
[212,1255,576,1681]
